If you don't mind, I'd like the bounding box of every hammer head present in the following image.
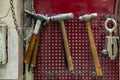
[79,13,97,22]
[50,13,74,21]
[24,10,50,22]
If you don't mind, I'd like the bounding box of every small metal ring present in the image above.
[104,18,117,32]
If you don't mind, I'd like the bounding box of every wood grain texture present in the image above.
[24,34,38,64]
[86,22,102,77]
[60,21,74,71]
[30,31,40,67]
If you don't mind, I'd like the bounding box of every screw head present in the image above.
[78,72,83,77]
[101,49,108,55]
[71,71,76,77]
[91,71,96,77]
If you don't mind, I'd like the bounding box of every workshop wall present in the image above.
[33,0,119,80]
[0,0,23,79]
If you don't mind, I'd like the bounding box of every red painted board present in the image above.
[34,0,119,80]
[34,0,115,16]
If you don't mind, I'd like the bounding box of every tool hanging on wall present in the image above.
[24,10,50,64]
[30,29,40,67]
[104,18,119,60]
[79,13,103,77]
[10,0,35,79]
[23,0,36,80]
[50,13,74,71]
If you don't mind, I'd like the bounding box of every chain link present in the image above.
[10,0,24,39]
[10,0,35,41]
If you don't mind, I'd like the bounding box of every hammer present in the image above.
[50,13,74,71]
[30,30,40,67]
[79,13,103,77]
[24,10,50,64]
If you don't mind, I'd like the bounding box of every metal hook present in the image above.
[104,18,117,36]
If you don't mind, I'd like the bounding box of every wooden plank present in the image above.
[0,29,18,79]
[0,24,7,65]
[0,0,23,79]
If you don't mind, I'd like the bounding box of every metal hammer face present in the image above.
[79,13,97,22]
[25,10,50,22]
[50,13,74,21]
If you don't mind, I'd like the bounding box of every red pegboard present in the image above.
[34,0,115,16]
[34,0,119,80]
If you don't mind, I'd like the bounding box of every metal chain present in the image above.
[10,0,24,39]
[10,0,35,41]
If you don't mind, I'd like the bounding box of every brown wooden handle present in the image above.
[86,22,102,77]
[60,21,74,71]
[30,32,40,67]
[24,34,38,64]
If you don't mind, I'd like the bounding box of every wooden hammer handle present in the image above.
[30,32,40,67]
[60,21,74,71]
[24,20,41,64]
[24,34,38,64]
[86,22,102,77]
